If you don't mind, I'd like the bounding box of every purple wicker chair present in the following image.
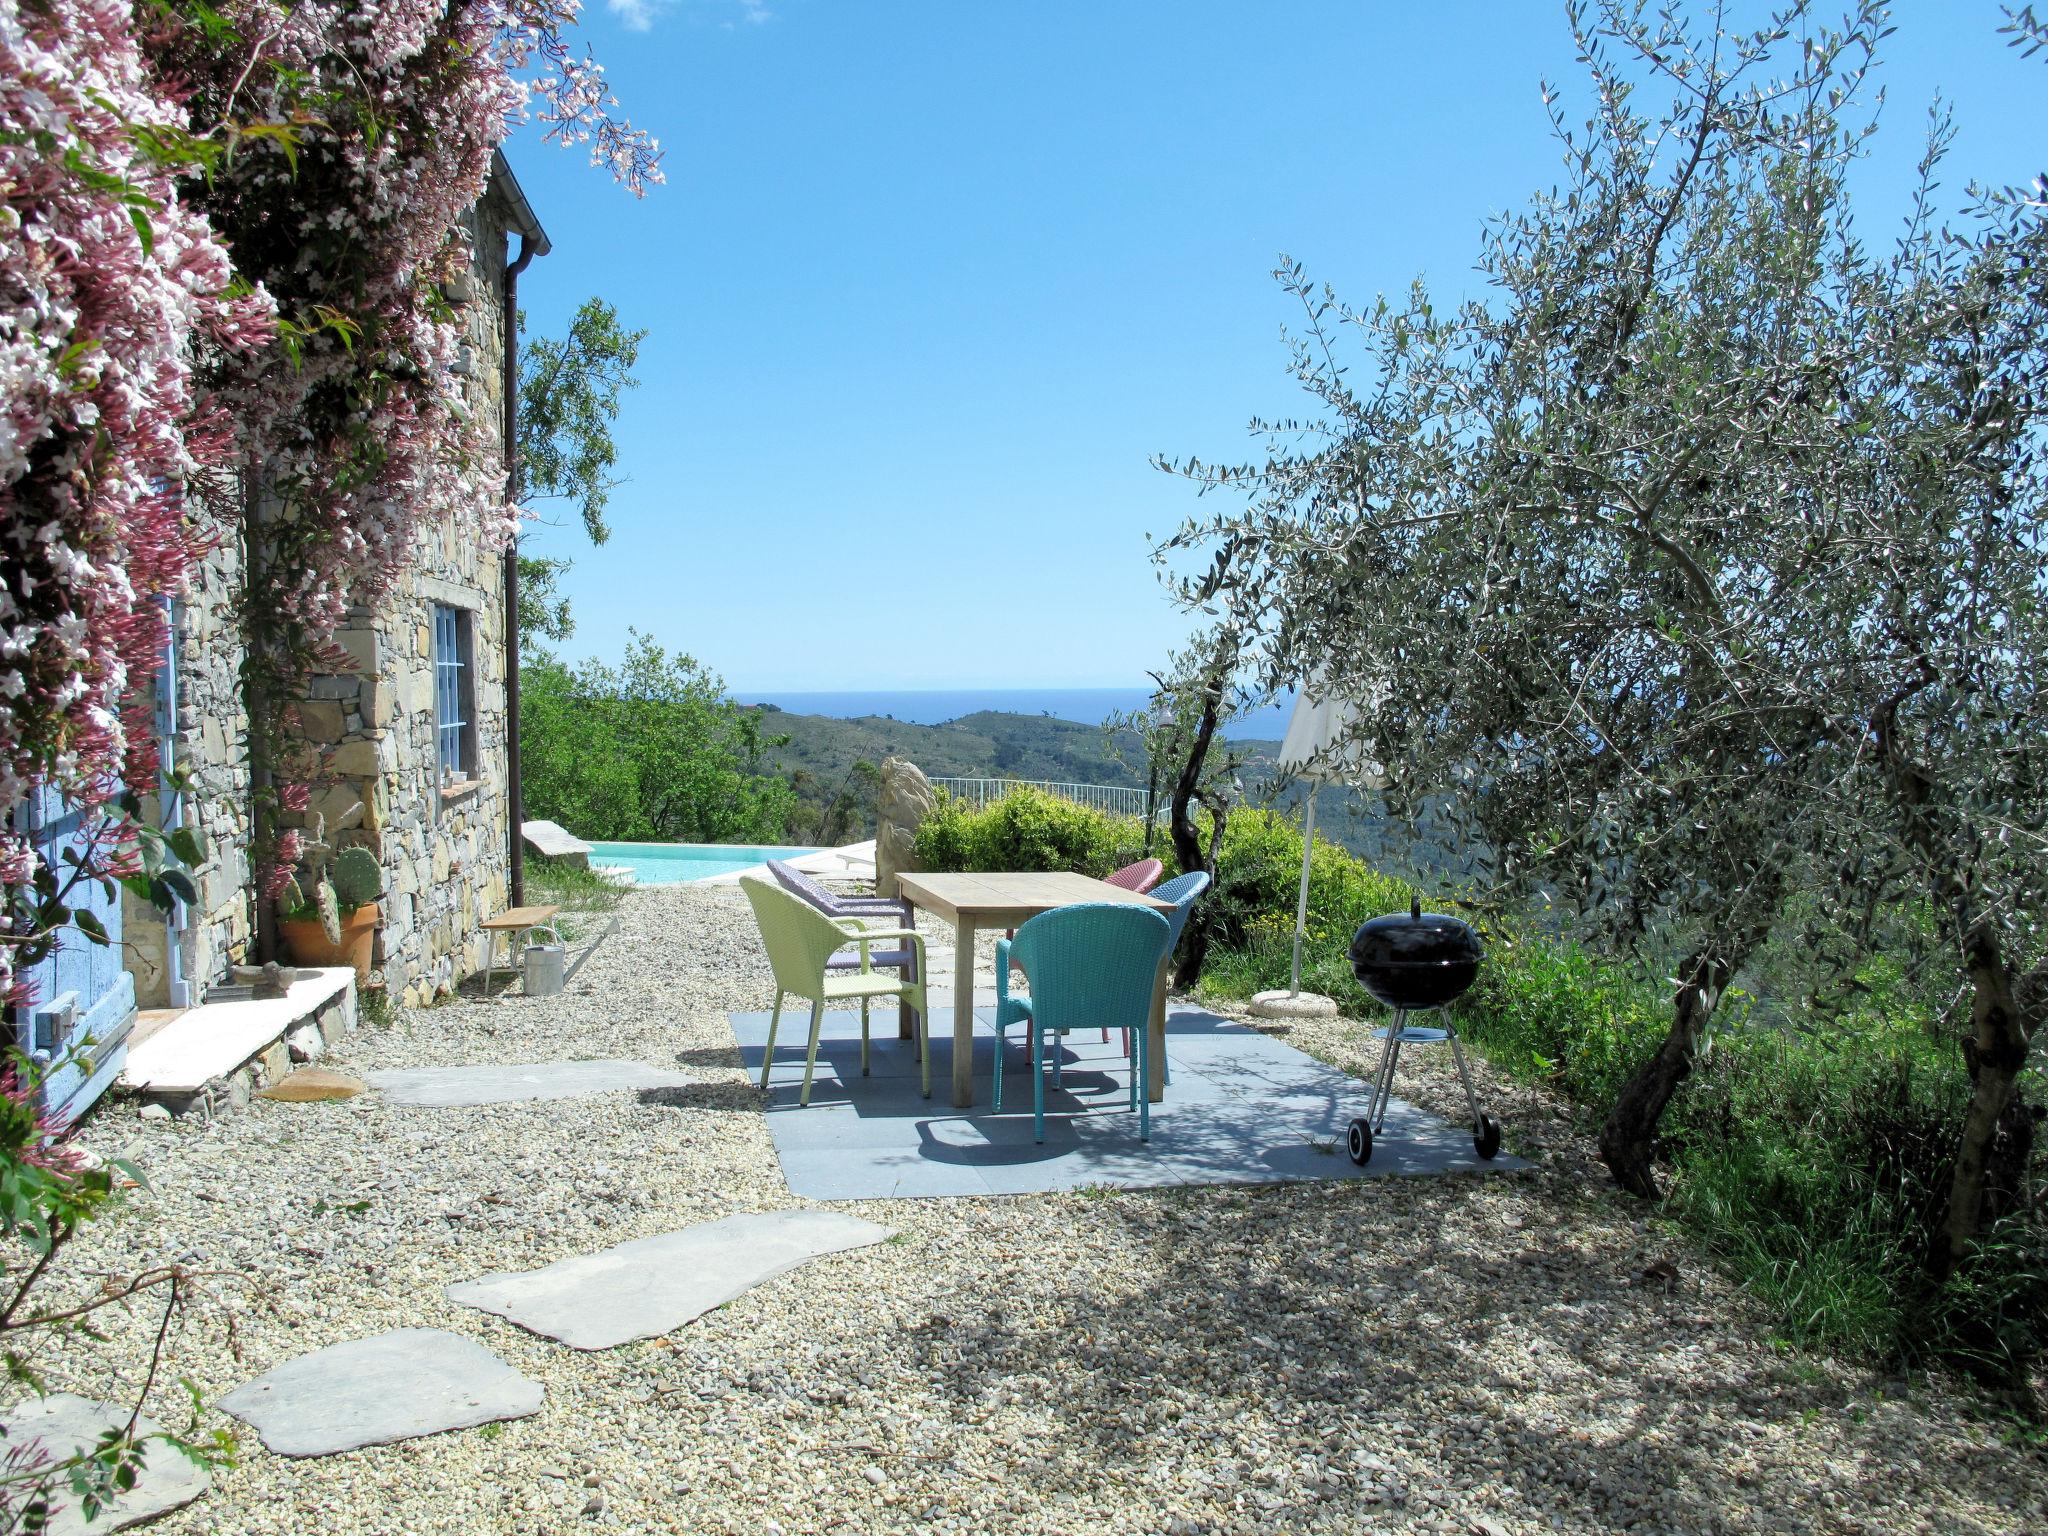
[767,860,921,1045]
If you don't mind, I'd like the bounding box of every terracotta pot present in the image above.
[279,902,380,983]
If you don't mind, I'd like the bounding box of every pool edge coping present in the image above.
[590,839,878,888]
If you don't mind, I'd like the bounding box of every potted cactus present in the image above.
[277,823,384,981]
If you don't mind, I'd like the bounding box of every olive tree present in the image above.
[1159,0,2045,1251]
[517,297,647,641]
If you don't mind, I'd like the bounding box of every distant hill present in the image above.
[755,706,1151,793]
[751,703,1473,882]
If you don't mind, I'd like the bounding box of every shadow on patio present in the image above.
[715,1003,1527,1199]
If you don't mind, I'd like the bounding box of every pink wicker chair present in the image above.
[1107,858,1166,895]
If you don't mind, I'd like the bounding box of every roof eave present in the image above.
[490,149,552,259]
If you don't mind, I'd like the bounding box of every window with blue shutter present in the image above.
[433,605,474,780]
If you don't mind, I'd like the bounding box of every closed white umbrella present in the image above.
[1253,681,1383,1017]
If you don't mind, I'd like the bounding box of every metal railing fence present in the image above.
[926,776,1156,819]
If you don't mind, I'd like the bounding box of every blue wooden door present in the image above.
[12,786,134,1124]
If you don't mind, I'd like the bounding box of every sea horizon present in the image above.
[734,686,1295,740]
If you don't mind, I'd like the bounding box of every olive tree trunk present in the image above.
[1167,667,1228,989]
[1935,932,2042,1275]
[1598,949,1737,1200]
[1875,689,2044,1273]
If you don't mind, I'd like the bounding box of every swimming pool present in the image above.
[584,842,821,884]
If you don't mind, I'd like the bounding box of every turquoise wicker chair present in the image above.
[993,903,1171,1143]
[1146,870,1211,1086]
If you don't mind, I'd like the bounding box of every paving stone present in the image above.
[217,1327,542,1456]
[364,1058,690,1107]
[446,1211,893,1350]
[257,1067,363,1102]
[0,1393,209,1533]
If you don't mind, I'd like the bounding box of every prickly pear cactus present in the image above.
[332,846,383,912]
[316,878,341,946]
[278,873,308,917]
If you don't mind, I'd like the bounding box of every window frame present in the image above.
[432,604,476,783]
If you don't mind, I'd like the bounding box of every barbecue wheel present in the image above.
[1473,1115,1502,1161]
[1346,1117,1373,1166]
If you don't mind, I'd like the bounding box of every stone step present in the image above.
[120,967,357,1118]
[130,1007,187,1052]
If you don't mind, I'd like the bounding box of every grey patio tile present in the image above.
[728,1007,1527,1200]
[1138,1064,1244,1106]
[776,1147,995,1200]
[764,1101,939,1148]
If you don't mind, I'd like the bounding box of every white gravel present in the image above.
[38,879,2048,1535]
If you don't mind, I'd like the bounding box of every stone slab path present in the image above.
[447,1211,893,1350]
[364,1058,689,1107]
[732,1001,1529,1199]
[217,1328,543,1456]
[0,1394,209,1533]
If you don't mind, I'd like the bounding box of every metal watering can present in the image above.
[521,925,567,997]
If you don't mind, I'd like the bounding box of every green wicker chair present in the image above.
[740,875,929,1106]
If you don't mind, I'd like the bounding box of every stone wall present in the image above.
[288,190,517,1006]
[120,171,527,1010]
[123,535,255,1007]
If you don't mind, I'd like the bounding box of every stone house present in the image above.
[10,154,549,1121]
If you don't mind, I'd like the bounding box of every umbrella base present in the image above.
[1249,989,1340,1020]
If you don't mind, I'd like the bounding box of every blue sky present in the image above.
[505,1,2042,692]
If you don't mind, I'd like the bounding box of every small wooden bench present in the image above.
[480,905,561,997]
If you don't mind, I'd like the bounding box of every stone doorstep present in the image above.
[119,968,358,1117]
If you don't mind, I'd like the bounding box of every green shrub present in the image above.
[913,787,1147,877]
[1194,810,1416,1005]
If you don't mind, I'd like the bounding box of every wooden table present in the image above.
[893,872,1175,1108]
[480,904,560,997]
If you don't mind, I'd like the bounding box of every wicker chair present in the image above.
[993,903,1171,1143]
[767,859,920,1047]
[1008,857,1165,1045]
[741,876,929,1106]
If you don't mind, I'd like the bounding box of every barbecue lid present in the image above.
[1348,896,1484,973]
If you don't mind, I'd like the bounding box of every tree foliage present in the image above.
[1157,0,2045,1295]
[516,296,647,642]
[519,633,794,845]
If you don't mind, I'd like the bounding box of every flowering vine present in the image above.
[2,1,654,1519]
[0,0,273,1007]
[142,0,661,903]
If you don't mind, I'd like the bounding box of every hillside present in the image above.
[752,704,1473,883]
[755,706,1152,793]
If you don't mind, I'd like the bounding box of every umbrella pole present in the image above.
[1291,784,1316,995]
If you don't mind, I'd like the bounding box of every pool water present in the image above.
[585,842,821,884]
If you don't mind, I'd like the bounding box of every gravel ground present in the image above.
[43,880,2048,1536]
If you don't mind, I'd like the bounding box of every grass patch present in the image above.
[527,854,629,942]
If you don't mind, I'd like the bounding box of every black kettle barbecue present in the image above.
[1344,896,1501,1165]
